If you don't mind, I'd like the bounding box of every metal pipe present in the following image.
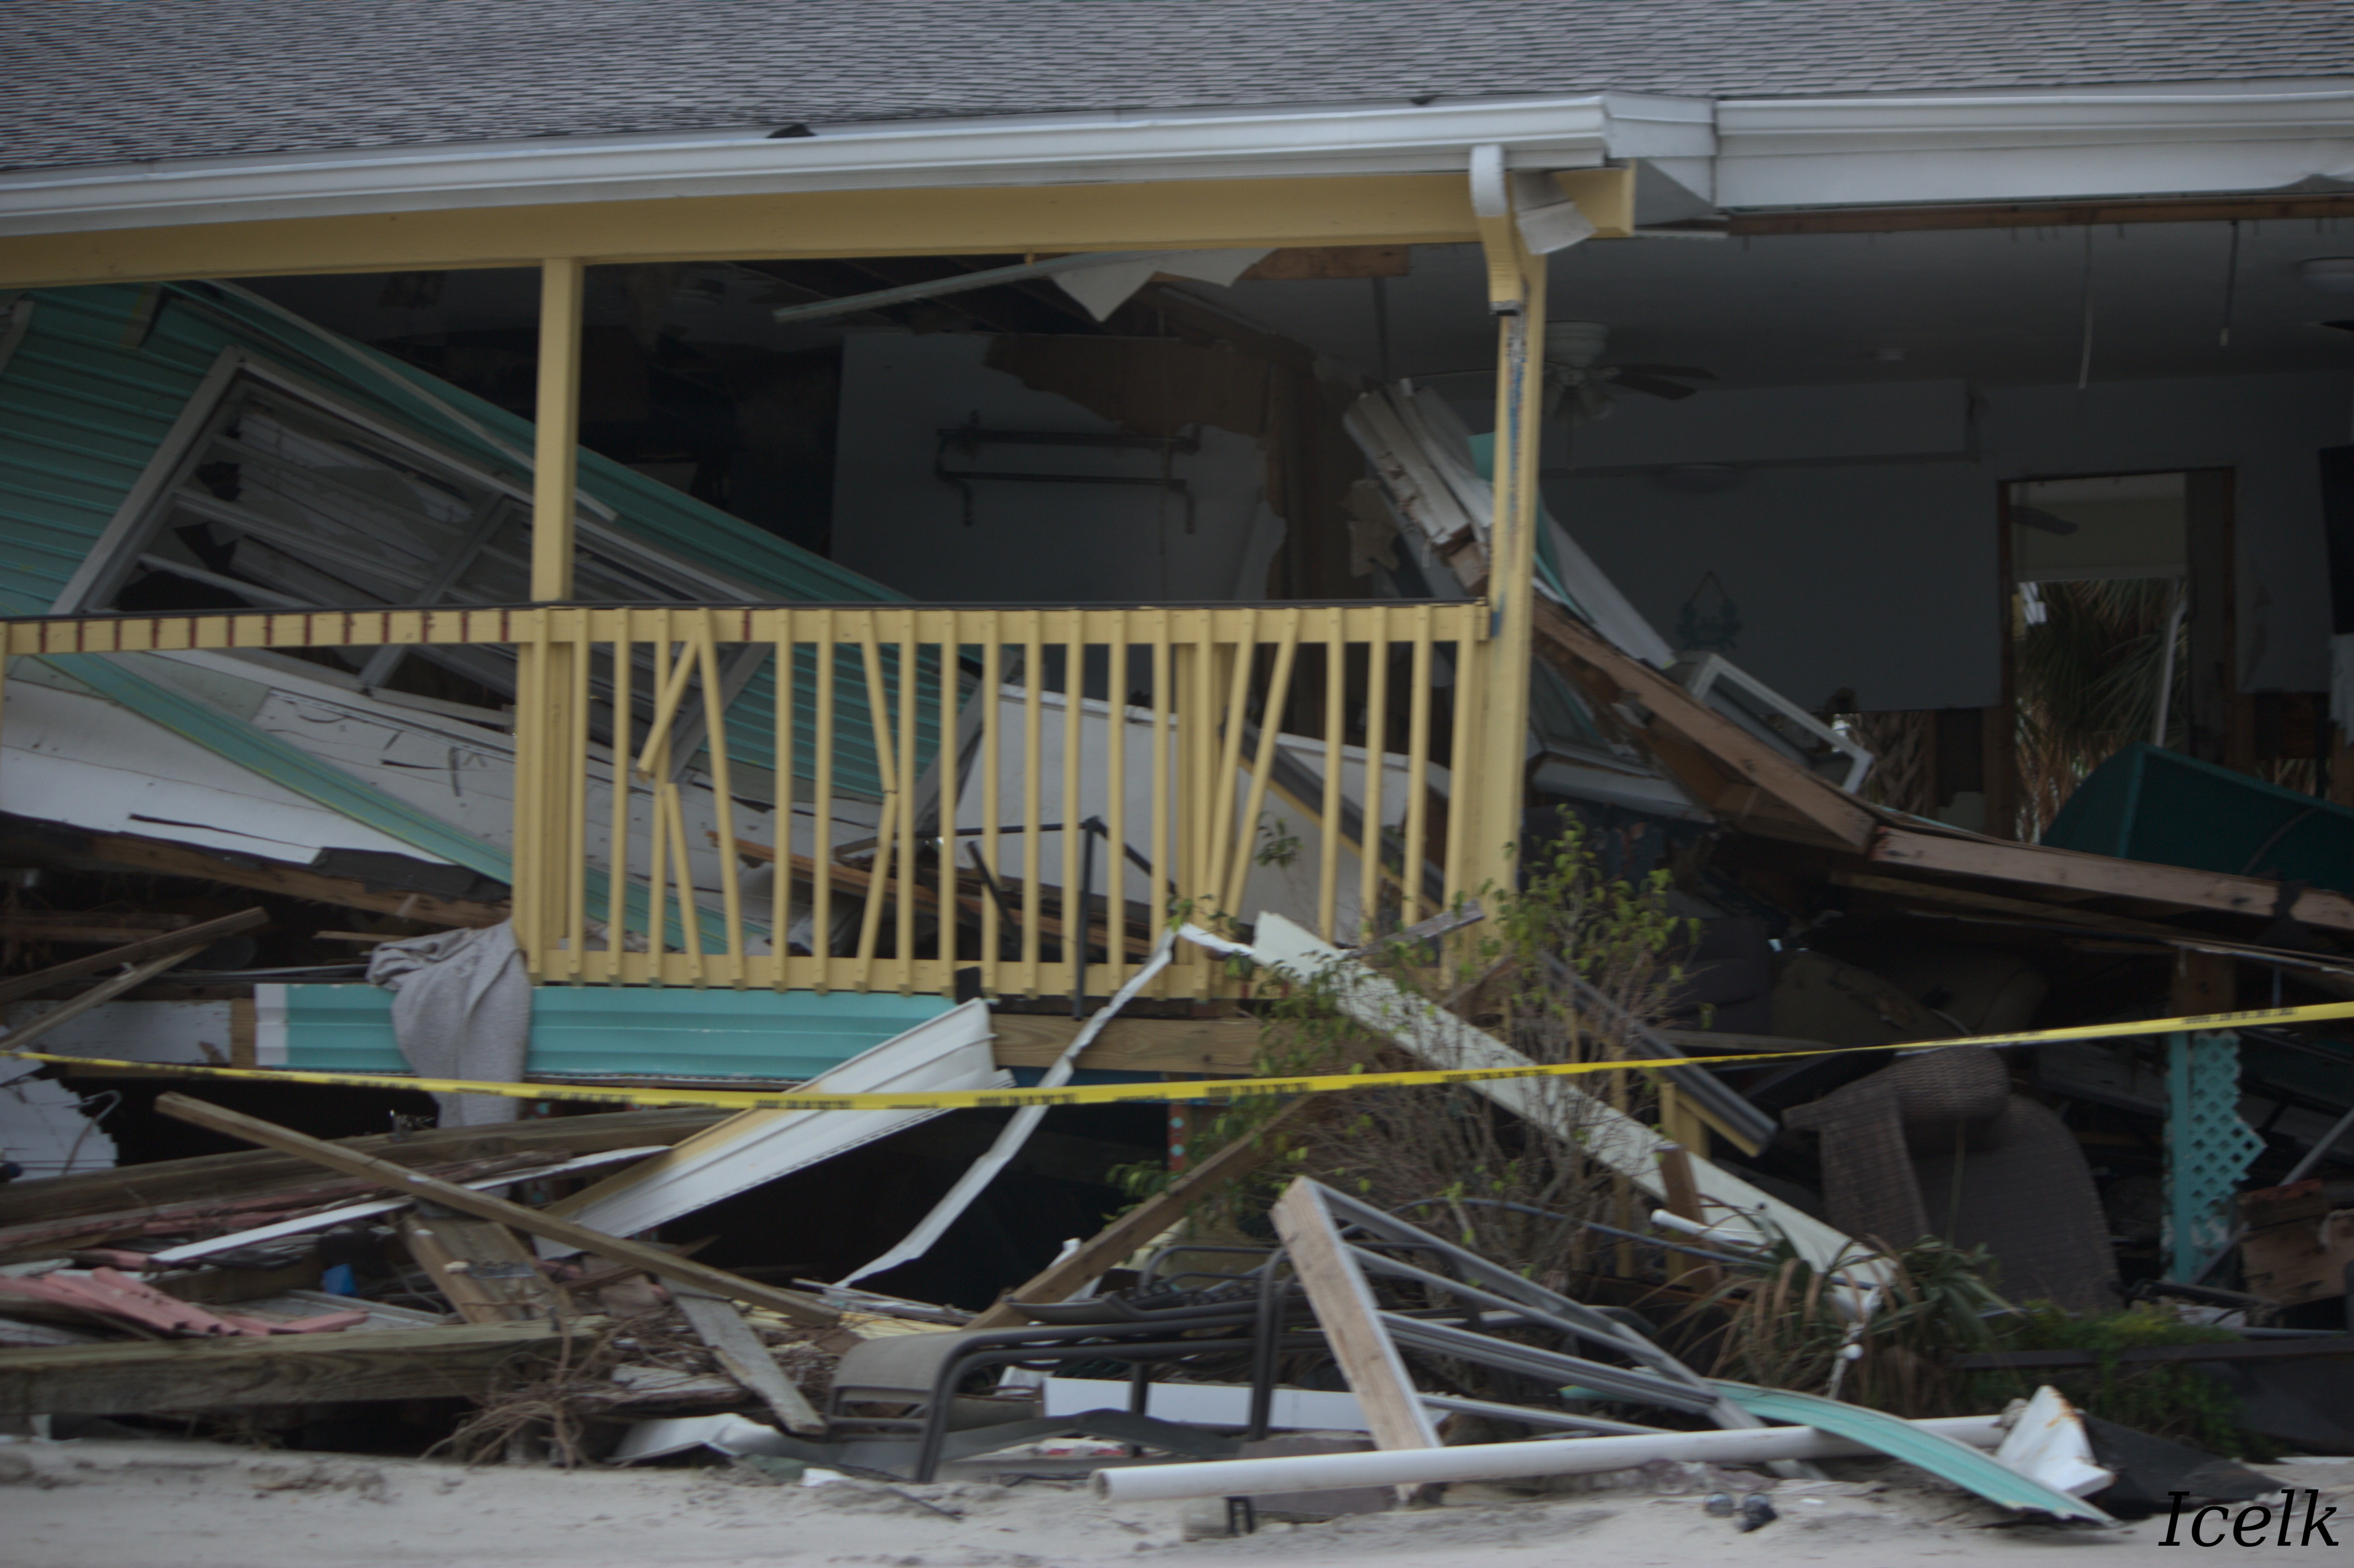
[773,250,1176,326]
[1091,1415,2006,1502]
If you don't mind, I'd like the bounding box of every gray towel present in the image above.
[366,922,530,1126]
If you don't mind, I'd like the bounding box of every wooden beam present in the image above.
[1731,192,2354,238]
[1239,245,1410,280]
[0,175,1486,289]
[1269,1178,1441,1465]
[0,907,264,1010]
[0,1106,728,1227]
[1869,827,2354,935]
[68,831,507,927]
[965,1102,1304,1331]
[154,1094,839,1326]
[396,1212,563,1325]
[989,1012,1263,1075]
[673,1285,826,1435]
[1531,602,1880,851]
[530,259,584,601]
[0,1319,578,1415]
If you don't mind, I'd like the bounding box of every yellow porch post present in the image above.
[1466,159,1545,907]
[513,259,585,973]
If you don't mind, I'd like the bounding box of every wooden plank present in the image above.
[1827,868,2193,936]
[1529,601,1879,851]
[155,1094,839,1327]
[0,1319,577,1415]
[69,831,507,927]
[1240,245,1410,280]
[0,948,200,1050]
[0,1106,728,1227]
[965,1102,1304,1331]
[1870,827,2354,935]
[989,1013,1262,1075]
[1269,1178,1442,1465]
[0,920,195,944]
[672,1285,827,1434]
[0,907,264,1010]
[397,1212,560,1324]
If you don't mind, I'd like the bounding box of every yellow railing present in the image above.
[2,601,1492,1001]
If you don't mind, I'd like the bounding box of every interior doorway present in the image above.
[1998,469,2231,839]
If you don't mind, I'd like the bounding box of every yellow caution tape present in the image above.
[7,998,2350,1113]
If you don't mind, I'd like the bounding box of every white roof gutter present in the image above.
[1714,80,2354,208]
[0,94,1713,238]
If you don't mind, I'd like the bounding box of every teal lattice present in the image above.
[2165,1031,2263,1281]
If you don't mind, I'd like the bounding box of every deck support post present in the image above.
[515,259,585,974]
[1468,154,1544,907]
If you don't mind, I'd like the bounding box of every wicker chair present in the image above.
[1785,1045,2118,1311]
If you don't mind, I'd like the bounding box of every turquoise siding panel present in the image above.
[283,984,952,1081]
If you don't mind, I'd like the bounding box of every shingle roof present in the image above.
[5,1,2350,174]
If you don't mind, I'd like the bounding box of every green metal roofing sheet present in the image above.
[0,282,928,877]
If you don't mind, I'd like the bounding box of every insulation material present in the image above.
[1052,248,1272,321]
[366,923,531,1127]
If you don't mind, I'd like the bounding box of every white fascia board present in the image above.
[0,95,1693,238]
[1717,80,2354,208]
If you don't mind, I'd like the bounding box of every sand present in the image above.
[4,1438,2348,1567]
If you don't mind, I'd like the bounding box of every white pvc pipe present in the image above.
[1091,1416,2004,1502]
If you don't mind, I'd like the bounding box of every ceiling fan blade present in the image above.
[1613,363,1717,381]
[1612,371,1703,401]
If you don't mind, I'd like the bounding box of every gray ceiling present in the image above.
[1213,217,2354,394]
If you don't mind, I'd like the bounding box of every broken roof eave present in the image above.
[0,77,2346,258]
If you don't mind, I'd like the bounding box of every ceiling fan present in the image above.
[1543,321,1715,423]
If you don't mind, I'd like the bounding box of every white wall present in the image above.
[832,332,1283,603]
[1544,368,2354,712]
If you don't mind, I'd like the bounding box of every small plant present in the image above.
[1963,1305,2262,1456]
[1253,815,1302,870]
[1146,823,1698,1286]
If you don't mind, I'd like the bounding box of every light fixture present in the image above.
[2298,257,2354,295]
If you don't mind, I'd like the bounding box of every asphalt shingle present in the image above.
[3,1,2349,173]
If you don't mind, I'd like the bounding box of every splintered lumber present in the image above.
[673,1285,826,1434]
[0,948,210,1053]
[1529,602,1878,851]
[396,1213,562,1324]
[68,829,508,928]
[1268,1178,1441,1459]
[1870,826,2354,935]
[155,1095,838,1327]
[0,1319,577,1415]
[965,1101,1305,1331]
[0,906,267,1010]
[0,1106,729,1227]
